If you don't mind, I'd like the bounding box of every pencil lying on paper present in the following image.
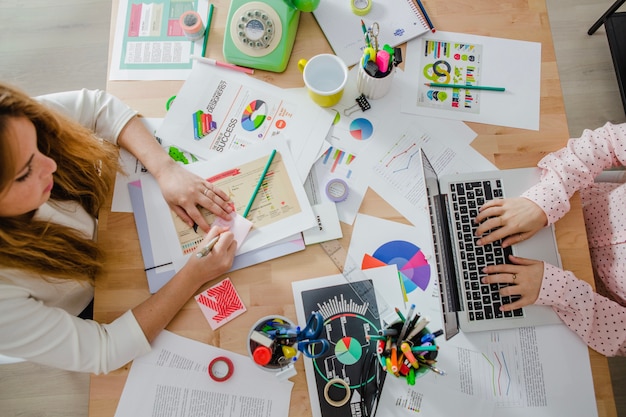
[424,83,506,92]
[243,149,277,218]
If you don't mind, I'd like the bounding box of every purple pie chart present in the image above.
[371,240,431,292]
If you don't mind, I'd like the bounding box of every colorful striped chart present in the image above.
[192,110,217,140]
[322,146,356,176]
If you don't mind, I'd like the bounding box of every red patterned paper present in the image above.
[195,278,246,329]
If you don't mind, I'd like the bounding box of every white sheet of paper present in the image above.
[155,63,333,183]
[379,375,495,416]
[431,324,598,417]
[114,330,293,417]
[347,213,442,319]
[109,0,208,80]
[311,0,430,67]
[401,31,541,130]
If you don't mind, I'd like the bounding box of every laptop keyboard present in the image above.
[449,180,524,321]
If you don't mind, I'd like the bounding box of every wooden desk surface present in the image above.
[90,1,617,416]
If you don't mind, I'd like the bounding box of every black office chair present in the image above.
[588,0,626,114]
[588,0,626,35]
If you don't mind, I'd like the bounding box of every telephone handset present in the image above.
[223,0,319,73]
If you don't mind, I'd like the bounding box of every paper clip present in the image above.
[368,22,379,51]
[344,94,371,116]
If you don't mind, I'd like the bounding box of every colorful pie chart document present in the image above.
[156,62,335,182]
[347,213,443,321]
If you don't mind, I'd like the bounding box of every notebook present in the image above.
[419,149,563,339]
[312,0,432,66]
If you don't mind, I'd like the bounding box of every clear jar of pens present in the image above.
[366,305,445,385]
[356,22,400,99]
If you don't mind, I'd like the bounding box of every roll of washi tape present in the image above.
[208,356,234,382]
[325,178,349,202]
[323,377,351,407]
[351,0,372,16]
[179,11,205,41]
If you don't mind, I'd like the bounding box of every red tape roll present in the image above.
[208,356,234,382]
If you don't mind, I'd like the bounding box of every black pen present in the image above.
[195,235,220,258]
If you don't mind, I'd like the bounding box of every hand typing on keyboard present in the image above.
[474,197,547,248]
[481,255,544,311]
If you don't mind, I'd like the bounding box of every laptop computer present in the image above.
[419,149,563,339]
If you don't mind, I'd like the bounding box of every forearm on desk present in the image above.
[116,115,177,179]
[131,267,201,343]
[131,230,236,343]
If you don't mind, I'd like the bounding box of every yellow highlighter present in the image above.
[363,47,376,63]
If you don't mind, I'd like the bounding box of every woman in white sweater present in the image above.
[0,83,237,373]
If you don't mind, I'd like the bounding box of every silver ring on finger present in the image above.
[512,273,517,281]
[203,187,209,197]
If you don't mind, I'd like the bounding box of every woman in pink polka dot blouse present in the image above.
[474,122,626,356]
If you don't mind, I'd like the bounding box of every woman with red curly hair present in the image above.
[0,84,236,373]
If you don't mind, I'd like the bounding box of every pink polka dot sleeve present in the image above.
[537,263,626,356]
[522,122,626,225]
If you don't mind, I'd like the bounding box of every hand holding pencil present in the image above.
[184,229,237,287]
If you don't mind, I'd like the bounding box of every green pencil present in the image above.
[243,149,277,218]
[424,82,505,92]
[201,3,214,57]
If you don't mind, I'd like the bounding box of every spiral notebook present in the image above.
[312,0,432,66]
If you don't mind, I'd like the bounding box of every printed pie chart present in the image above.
[349,118,373,140]
[334,336,362,365]
[362,240,431,292]
[241,99,267,131]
